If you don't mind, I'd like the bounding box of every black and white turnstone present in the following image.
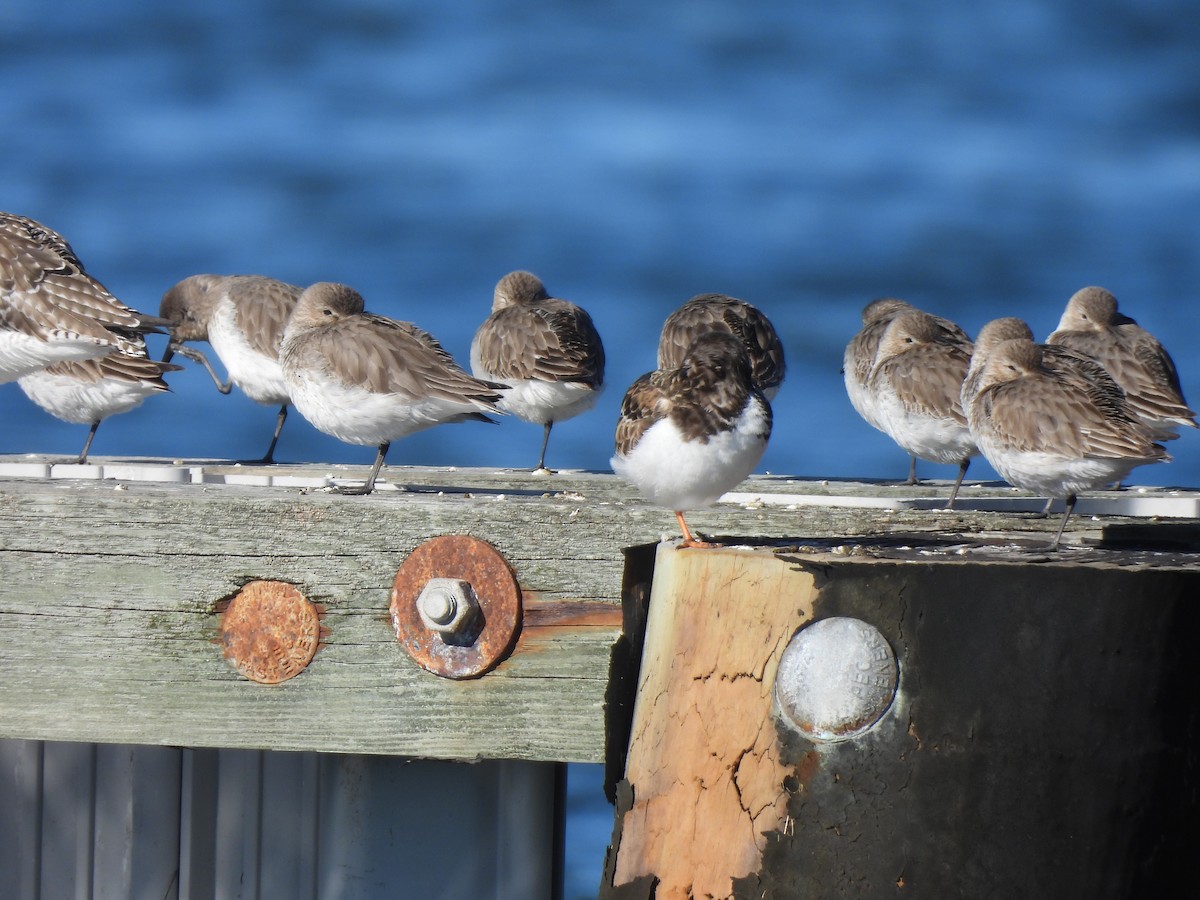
[657,293,785,399]
[611,331,772,548]
[279,282,505,495]
[469,270,605,472]
[160,274,302,463]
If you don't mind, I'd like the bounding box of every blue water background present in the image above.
[2,2,1198,895]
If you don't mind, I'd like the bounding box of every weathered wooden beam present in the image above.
[1,457,1197,767]
[0,464,639,763]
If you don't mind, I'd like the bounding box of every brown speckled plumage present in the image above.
[0,212,164,381]
[473,271,604,388]
[617,331,768,456]
[1047,286,1195,438]
[658,293,785,398]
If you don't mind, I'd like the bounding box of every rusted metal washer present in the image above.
[219,580,322,684]
[391,535,522,679]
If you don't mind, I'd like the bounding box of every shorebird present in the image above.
[657,293,785,399]
[280,282,505,495]
[964,316,1128,514]
[611,331,772,548]
[160,274,302,463]
[1047,286,1196,441]
[470,270,605,472]
[966,337,1169,548]
[0,211,165,383]
[961,317,1038,413]
[844,297,969,484]
[867,309,976,508]
[18,336,181,463]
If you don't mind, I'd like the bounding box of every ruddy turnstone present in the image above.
[611,331,772,548]
[18,335,180,463]
[0,211,164,383]
[160,274,302,463]
[280,282,505,495]
[657,293,785,399]
[1047,286,1196,440]
[470,270,605,471]
[966,337,1169,548]
[867,309,976,508]
[844,297,969,484]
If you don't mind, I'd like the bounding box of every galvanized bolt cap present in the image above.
[775,616,898,742]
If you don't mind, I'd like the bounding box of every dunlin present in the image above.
[867,309,976,508]
[964,316,1130,512]
[280,282,505,495]
[844,297,969,483]
[963,316,1121,413]
[160,274,302,463]
[658,293,786,399]
[966,337,1169,548]
[961,317,1036,413]
[0,212,164,383]
[470,270,605,471]
[1047,286,1196,440]
[611,331,772,548]
[18,336,180,463]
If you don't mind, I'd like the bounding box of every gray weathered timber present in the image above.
[1,457,1197,762]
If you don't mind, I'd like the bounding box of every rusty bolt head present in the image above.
[417,578,482,639]
[218,580,322,685]
[391,535,522,679]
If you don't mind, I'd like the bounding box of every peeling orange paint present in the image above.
[613,546,818,898]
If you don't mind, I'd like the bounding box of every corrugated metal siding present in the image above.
[1,740,559,899]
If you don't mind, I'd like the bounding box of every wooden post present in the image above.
[603,539,1200,897]
[608,546,815,898]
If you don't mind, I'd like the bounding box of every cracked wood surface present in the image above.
[611,545,818,898]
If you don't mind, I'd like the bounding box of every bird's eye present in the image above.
[323,307,334,316]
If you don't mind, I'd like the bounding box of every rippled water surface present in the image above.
[2,2,1198,894]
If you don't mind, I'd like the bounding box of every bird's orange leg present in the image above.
[676,511,716,549]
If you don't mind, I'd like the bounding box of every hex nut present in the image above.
[416,577,483,643]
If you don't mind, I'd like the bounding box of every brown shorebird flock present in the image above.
[846,288,1193,546]
[1,209,1193,549]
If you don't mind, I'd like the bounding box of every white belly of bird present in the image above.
[843,359,884,432]
[208,303,289,405]
[490,377,600,425]
[18,370,158,424]
[287,369,487,447]
[873,387,975,464]
[0,331,110,384]
[611,400,769,512]
[975,440,1148,498]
